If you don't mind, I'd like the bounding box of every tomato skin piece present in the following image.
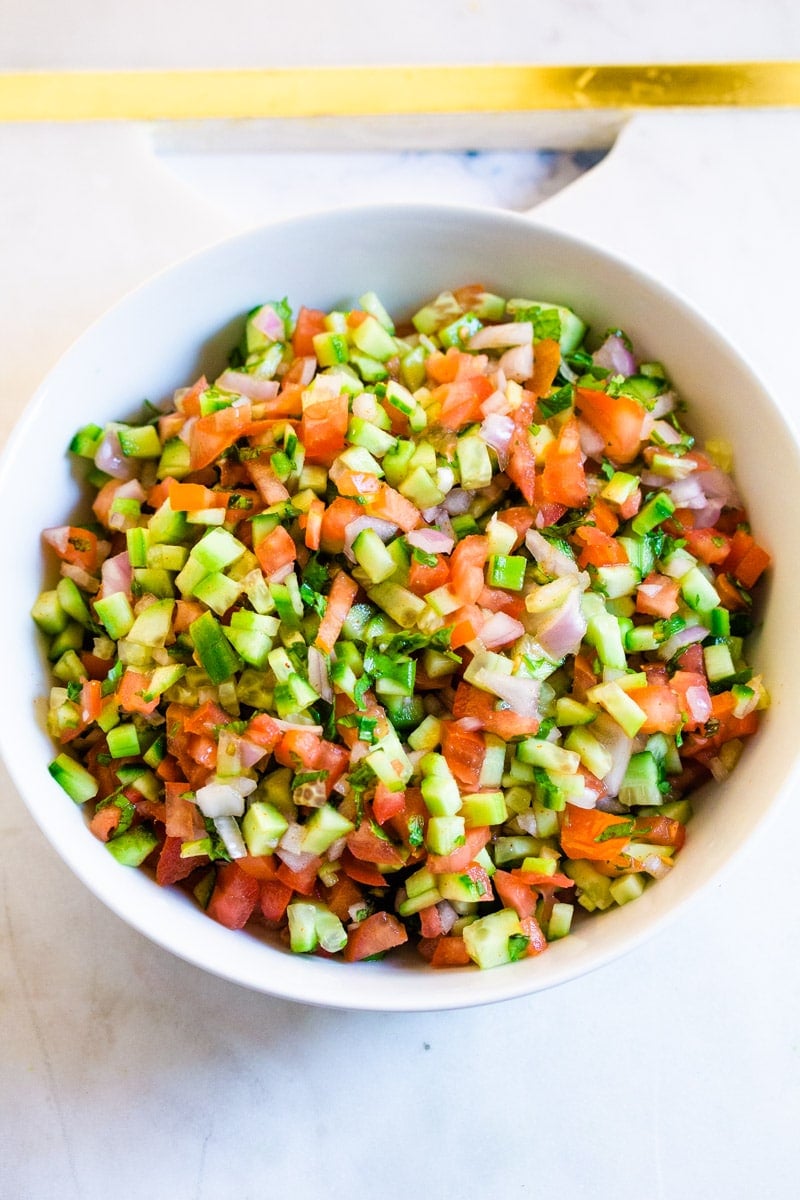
[450,534,489,604]
[440,720,485,789]
[292,307,327,357]
[493,869,539,918]
[538,417,588,509]
[574,385,647,464]
[157,835,210,888]
[343,911,408,962]
[560,804,633,863]
[527,337,562,398]
[301,394,349,466]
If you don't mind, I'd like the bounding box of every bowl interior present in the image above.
[2,204,798,1010]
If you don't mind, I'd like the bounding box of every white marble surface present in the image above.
[2,0,799,68]
[1,109,800,1200]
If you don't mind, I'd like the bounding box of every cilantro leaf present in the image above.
[411,545,438,568]
[538,383,573,420]
[514,305,562,343]
[300,580,327,617]
[302,553,329,593]
[595,819,635,843]
[507,933,530,963]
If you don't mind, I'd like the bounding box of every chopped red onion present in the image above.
[664,475,706,507]
[480,413,515,466]
[239,739,268,769]
[407,528,454,555]
[454,716,483,733]
[251,303,286,342]
[590,712,635,798]
[475,671,540,717]
[436,900,458,934]
[656,624,707,662]
[526,528,581,578]
[215,369,280,401]
[100,550,132,599]
[343,516,398,562]
[480,390,512,417]
[468,321,533,350]
[685,684,712,726]
[442,489,473,516]
[276,845,318,873]
[593,334,636,377]
[499,343,534,383]
[530,589,587,661]
[577,418,607,462]
[650,392,676,419]
[94,427,138,481]
[272,719,324,735]
[478,611,525,649]
[60,562,100,593]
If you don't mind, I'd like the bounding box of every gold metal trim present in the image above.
[0,62,798,122]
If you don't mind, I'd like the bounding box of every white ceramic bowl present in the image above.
[2,204,798,1011]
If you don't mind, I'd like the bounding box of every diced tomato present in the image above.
[42,525,99,573]
[89,805,122,843]
[418,904,445,939]
[340,849,389,888]
[432,376,494,430]
[506,428,537,505]
[275,856,321,896]
[426,826,491,874]
[573,525,628,569]
[343,911,408,962]
[315,570,359,654]
[373,782,406,825]
[156,835,209,888]
[715,572,749,611]
[441,720,485,789]
[302,395,349,466]
[449,603,485,649]
[323,874,364,922]
[497,506,534,549]
[683,527,731,566]
[190,400,253,471]
[574,385,647,464]
[636,572,680,618]
[164,781,205,840]
[274,728,323,771]
[633,814,686,850]
[292,307,327,356]
[538,417,588,508]
[493,869,539,918]
[301,497,324,551]
[451,681,539,738]
[518,914,548,955]
[245,713,283,753]
[560,804,633,862]
[255,523,297,578]
[588,498,619,536]
[430,937,472,968]
[346,820,406,868]
[320,497,365,554]
[510,868,574,890]
[116,669,160,716]
[725,529,772,588]
[182,700,231,736]
[631,684,682,735]
[206,862,260,928]
[366,483,422,531]
[245,457,291,505]
[450,534,489,604]
[526,338,562,398]
[407,552,450,597]
[236,854,279,881]
[259,879,294,923]
[476,586,525,618]
[670,670,712,732]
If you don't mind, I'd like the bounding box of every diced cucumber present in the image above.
[106,828,159,866]
[462,908,524,969]
[48,753,99,804]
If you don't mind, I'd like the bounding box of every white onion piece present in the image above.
[685,684,712,726]
[698,467,741,510]
[195,782,246,818]
[590,712,635,798]
[93,427,139,481]
[664,475,706,508]
[515,811,539,835]
[215,369,280,401]
[650,420,684,447]
[279,822,306,855]
[308,645,333,704]
[530,589,587,661]
[476,672,540,717]
[593,334,636,377]
[406,528,454,555]
[650,392,676,419]
[526,528,580,578]
[60,562,100,594]
[343,516,398,562]
[468,321,533,350]
[498,343,534,382]
[213,816,247,859]
[478,612,525,649]
[454,716,483,733]
[326,836,347,862]
[100,550,132,598]
[268,562,295,584]
[480,390,512,417]
[576,418,607,462]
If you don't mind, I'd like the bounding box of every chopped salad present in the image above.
[34,285,770,970]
